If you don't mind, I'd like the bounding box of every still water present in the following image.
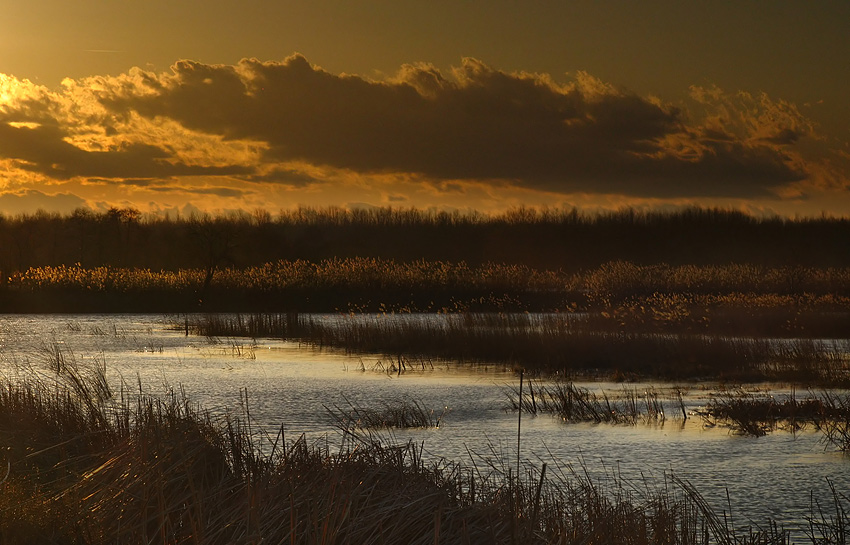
[1,313,846,538]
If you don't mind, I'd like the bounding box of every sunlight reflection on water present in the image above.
[0,313,846,538]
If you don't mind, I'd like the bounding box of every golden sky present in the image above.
[1,1,848,217]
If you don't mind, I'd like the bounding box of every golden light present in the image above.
[7,121,40,129]
[0,74,14,105]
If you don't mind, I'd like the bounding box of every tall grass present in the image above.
[2,366,847,543]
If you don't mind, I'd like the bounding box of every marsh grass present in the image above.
[818,391,850,452]
[698,389,850,445]
[201,337,258,360]
[365,355,437,375]
[4,362,848,543]
[192,312,850,385]
[806,479,850,543]
[507,381,670,424]
[327,396,447,429]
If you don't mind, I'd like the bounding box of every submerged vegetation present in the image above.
[1,362,848,544]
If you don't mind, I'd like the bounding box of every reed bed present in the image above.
[5,260,850,331]
[585,292,850,338]
[191,312,850,385]
[2,366,847,544]
[10,260,850,301]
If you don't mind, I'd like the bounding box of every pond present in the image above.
[0,313,846,540]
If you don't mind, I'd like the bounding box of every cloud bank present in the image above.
[0,54,844,213]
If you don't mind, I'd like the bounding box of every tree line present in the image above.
[0,206,848,277]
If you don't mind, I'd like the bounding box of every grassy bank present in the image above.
[1,365,847,544]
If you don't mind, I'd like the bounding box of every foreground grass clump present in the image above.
[191,312,850,385]
[4,366,846,543]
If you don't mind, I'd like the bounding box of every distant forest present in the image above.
[1,206,849,276]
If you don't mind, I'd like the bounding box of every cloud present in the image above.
[0,121,252,181]
[688,85,814,145]
[0,189,88,216]
[86,55,815,198]
[1,55,842,203]
[237,164,323,186]
[146,185,250,198]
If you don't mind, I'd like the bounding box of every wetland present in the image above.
[1,207,849,543]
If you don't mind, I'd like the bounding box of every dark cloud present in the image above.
[608,140,803,198]
[236,166,322,186]
[91,55,808,198]
[1,56,821,201]
[759,128,802,146]
[0,121,251,180]
[147,186,250,198]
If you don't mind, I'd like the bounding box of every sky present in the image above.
[1,1,849,218]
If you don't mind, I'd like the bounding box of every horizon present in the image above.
[2,2,849,218]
